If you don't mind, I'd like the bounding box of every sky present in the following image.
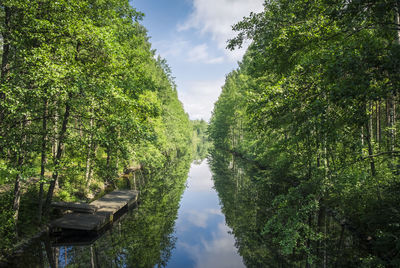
[130,0,264,121]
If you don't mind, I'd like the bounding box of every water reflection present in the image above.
[5,158,244,268]
[209,149,392,267]
[6,156,192,268]
[166,161,244,268]
[209,150,281,267]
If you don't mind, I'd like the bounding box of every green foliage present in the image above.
[210,0,400,266]
[0,0,193,257]
[191,119,210,162]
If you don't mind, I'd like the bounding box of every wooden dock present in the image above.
[50,189,138,232]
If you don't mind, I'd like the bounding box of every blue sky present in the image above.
[130,0,264,121]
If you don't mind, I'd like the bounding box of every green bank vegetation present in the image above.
[0,0,193,257]
[210,0,400,266]
[191,119,210,163]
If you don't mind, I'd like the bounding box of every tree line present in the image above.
[209,0,400,266]
[0,0,192,257]
[191,119,210,163]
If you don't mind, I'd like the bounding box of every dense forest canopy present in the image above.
[210,0,400,266]
[0,0,193,258]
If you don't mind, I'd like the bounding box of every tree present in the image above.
[210,0,400,265]
[0,0,193,256]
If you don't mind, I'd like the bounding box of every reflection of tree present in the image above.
[115,155,191,267]
[210,149,375,267]
[8,156,191,267]
[210,149,284,267]
[192,120,210,163]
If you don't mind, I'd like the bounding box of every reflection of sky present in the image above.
[165,161,244,268]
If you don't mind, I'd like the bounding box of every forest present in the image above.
[209,0,400,267]
[0,0,194,259]
[2,0,400,266]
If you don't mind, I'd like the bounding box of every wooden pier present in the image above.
[50,189,138,232]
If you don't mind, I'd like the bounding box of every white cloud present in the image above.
[179,0,264,61]
[162,40,187,58]
[187,44,224,64]
[153,38,189,58]
[186,210,210,228]
[154,40,224,65]
[185,209,222,228]
[178,78,225,121]
[178,223,245,268]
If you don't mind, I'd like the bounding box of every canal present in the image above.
[166,160,244,268]
[5,158,244,267]
[4,150,381,267]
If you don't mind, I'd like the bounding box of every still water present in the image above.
[166,161,244,268]
[5,159,243,267]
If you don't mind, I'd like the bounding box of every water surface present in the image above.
[166,161,244,268]
[5,159,244,268]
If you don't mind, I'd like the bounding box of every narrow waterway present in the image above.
[4,158,244,267]
[166,160,244,268]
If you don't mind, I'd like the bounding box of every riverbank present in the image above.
[0,165,143,265]
[3,155,192,267]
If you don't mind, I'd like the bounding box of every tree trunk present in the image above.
[12,114,27,237]
[52,99,61,159]
[85,115,94,188]
[64,246,67,266]
[365,122,376,177]
[12,172,22,237]
[89,144,97,181]
[43,101,71,215]
[106,146,111,180]
[388,95,395,152]
[361,127,364,155]
[38,97,48,224]
[396,1,400,45]
[369,102,373,143]
[115,129,120,174]
[377,101,381,146]
[44,238,56,268]
[54,247,59,268]
[90,246,95,268]
[365,119,384,203]
[393,98,396,148]
[0,6,11,83]
[0,6,12,126]
[133,172,137,190]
